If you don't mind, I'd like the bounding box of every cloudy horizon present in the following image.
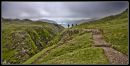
[2,1,128,27]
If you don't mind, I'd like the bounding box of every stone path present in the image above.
[90,29,128,64]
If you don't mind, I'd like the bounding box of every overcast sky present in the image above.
[2,1,128,27]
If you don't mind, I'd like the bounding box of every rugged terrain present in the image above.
[2,9,128,64]
[2,19,64,64]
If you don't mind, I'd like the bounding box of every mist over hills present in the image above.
[37,19,57,24]
[2,17,96,28]
[52,18,96,28]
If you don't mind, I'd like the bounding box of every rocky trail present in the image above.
[90,29,128,64]
[31,28,128,64]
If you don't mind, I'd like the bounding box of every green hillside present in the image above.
[2,9,128,64]
[23,9,128,64]
[23,29,109,64]
[74,9,128,55]
[2,19,64,64]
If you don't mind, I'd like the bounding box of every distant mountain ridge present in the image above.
[38,19,57,24]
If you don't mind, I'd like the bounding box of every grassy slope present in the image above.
[4,9,128,64]
[24,9,128,64]
[23,29,109,64]
[2,20,64,64]
[74,9,128,55]
[43,47,107,64]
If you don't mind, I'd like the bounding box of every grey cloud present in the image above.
[2,1,128,19]
[64,1,128,18]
